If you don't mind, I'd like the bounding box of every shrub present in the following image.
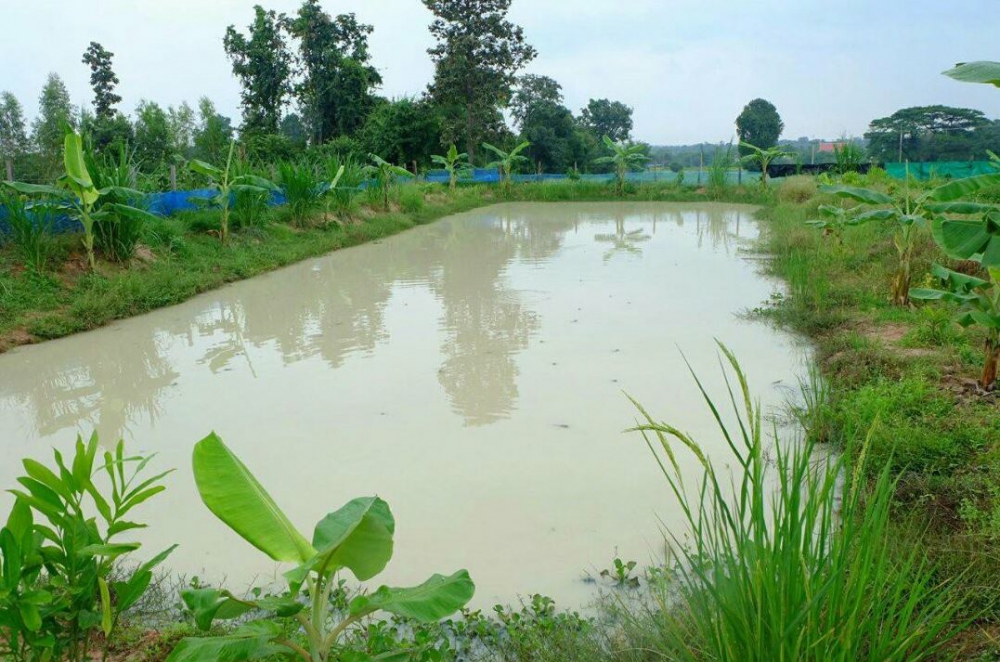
[0,191,56,271]
[778,175,818,204]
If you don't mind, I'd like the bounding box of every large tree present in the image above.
[864,105,996,162]
[32,73,76,162]
[510,74,563,129]
[521,101,585,172]
[289,1,382,143]
[735,98,784,157]
[580,98,633,142]
[168,101,197,157]
[224,5,294,135]
[193,97,234,163]
[360,96,443,167]
[423,0,536,163]
[81,42,122,120]
[134,100,174,168]
[0,92,29,164]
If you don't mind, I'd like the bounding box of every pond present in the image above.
[0,202,807,609]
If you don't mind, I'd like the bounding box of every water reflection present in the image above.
[0,202,756,437]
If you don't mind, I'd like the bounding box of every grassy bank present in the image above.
[0,180,765,354]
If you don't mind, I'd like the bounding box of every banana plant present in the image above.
[189,140,277,244]
[363,154,413,210]
[319,165,346,225]
[806,204,852,247]
[592,136,650,196]
[2,132,156,271]
[813,173,1000,306]
[483,140,530,197]
[944,60,1000,87]
[738,141,793,189]
[166,434,474,662]
[911,265,1000,390]
[431,144,471,190]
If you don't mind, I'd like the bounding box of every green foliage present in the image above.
[0,92,30,162]
[483,140,530,196]
[133,101,174,171]
[834,142,866,174]
[511,74,563,129]
[86,144,148,263]
[188,140,278,244]
[363,154,413,210]
[230,156,272,231]
[0,190,56,271]
[290,1,381,143]
[865,105,997,162]
[1,434,174,661]
[522,101,587,173]
[592,136,649,196]
[624,348,964,661]
[223,6,294,135]
[359,97,442,168]
[31,74,76,176]
[738,141,793,188]
[945,60,1000,87]
[192,98,234,164]
[423,0,537,163]
[323,154,363,215]
[277,160,324,226]
[81,42,121,121]
[431,143,471,189]
[736,98,784,156]
[166,433,474,662]
[579,98,633,143]
[706,142,734,197]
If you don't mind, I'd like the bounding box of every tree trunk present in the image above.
[981,337,1000,391]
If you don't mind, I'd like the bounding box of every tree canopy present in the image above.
[423,0,536,163]
[81,42,122,120]
[511,74,563,129]
[736,98,784,156]
[864,105,999,162]
[224,5,294,135]
[580,99,633,143]
[0,92,29,160]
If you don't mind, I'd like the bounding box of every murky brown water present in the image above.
[0,202,806,608]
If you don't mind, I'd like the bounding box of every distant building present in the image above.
[818,141,847,153]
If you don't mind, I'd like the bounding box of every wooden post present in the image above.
[4,157,12,182]
[169,164,177,191]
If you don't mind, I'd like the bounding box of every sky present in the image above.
[2,0,999,145]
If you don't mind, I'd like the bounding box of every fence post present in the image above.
[169,164,177,191]
[4,157,12,182]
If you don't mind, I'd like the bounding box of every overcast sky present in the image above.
[2,0,999,145]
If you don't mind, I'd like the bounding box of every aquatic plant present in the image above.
[166,433,474,661]
[592,136,649,196]
[622,346,964,661]
[431,144,472,190]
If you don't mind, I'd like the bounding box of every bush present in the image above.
[777,175,818,203]
[398,186,425,213]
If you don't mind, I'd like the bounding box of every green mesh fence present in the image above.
[885,161,997,180]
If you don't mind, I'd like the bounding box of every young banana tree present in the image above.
[2,132,156,271]
[814,173,1000,306]
[363,154,413,210]
[739,141,793,189]
[806,204,852,248]
[189,140,277,244]
[592,136,650,196]
[483,140,530,196]
[431,144,471,190]
[166,433,474,662]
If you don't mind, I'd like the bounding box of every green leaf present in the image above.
[350,570,475,621]
[944,61,1000,87]
[99,577,113,636]
[930,173,1000,202]
[192,433,315,563]
[21,460,71,502]
[165,621,285,662]
[1,181,65,198]
[308,497,395,581]
[909,288,949,301]
[189,160,223,180]
[79,543,141,560]
[820,185,894,205]
[101,203,160,224]
[19,602,42,632]
[6,499,33,541]
[114,571,152,612]
[181,588,257,631]
[62,132,99,206]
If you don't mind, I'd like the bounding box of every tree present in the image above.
[168,102,197,157]
[280,112,309,149]
[431,144,471,189]
[0,92,29,164]
[32,73,77,164]
[739,141,794,188]
[736,99,784,159]
[511,74,563,129]
[593,136,650,196]
[521,101,584,172]
[224,5,294,135]
[483,140,530,195]
[580,99,633,142]
[864,106,994,162]
[81,42,122,120]
[423,0,536,164]
[360,97,442,168]
[193,97,234,163]
[79,109,133,155]
[134,100,174,169]
[289,1,382,143]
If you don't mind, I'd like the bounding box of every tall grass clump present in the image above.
[621,345,963,662]
[706,143,734,198]
[88,145,148,262]
[0,191,56,271]
[277,160,324,226]
[230,156,272,231]
[324,154,363,216]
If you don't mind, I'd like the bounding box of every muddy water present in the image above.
[0,202,806,608]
